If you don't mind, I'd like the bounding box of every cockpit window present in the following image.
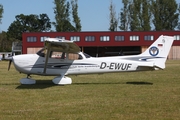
[50,51,64,59]
[37,48,47,57]
[83,53,92,58]
[37,48,91,60]
[68,53,82,60]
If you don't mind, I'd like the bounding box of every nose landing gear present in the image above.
[19,74,36,85]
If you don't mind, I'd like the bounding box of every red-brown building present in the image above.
[22,31,180,59]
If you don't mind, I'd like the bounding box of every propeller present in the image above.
[8,52,14,71]
[8,59,12,71]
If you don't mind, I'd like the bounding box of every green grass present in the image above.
[0,60,180,120]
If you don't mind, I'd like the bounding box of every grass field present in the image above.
[0,60,180,120]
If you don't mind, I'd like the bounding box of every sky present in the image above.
[0,0,180,32]
[0,0,122,32]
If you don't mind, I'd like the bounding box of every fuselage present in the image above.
[12,52,155,76]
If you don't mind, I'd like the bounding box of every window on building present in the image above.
[70,36,80,41]
[85,36,95,41]
[100,36,110,41]
[27,36,37,42]
[174,35,180,40]
[56,36,65,39]
[115,36,124,41]
[144,35,154,41]
[130,35,139,41]
[40,36,50,42]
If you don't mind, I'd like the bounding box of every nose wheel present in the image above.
[20,74,36,85]
[20,78,36,85]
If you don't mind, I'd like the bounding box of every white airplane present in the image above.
[8,35,174,85]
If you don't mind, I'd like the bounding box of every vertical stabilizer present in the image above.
[140,35,174,69]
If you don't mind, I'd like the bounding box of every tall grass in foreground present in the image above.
[0,60,180,120]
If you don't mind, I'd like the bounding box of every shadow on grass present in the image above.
[126,81,153,85]
[15,81,153,89]
[73,81,153,85]
[72,82,124,85]
[16,80,59,89]
[16,81,125,89]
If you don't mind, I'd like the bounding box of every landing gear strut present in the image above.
[27,74,31,78]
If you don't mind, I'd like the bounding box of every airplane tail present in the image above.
[139,35,174,69]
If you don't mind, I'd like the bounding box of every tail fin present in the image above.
[140,35,174,69]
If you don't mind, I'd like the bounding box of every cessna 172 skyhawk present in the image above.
[8,35,174,85]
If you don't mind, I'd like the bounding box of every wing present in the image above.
[43,38,80,74]
[44,38,80,53]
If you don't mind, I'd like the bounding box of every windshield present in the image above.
[36,48,46,57]
[83,53,92,58]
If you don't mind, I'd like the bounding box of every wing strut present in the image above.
[43,45,51,74]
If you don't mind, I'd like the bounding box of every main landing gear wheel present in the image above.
[52,76,72,85]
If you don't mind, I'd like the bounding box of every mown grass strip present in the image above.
[0,60,180,120]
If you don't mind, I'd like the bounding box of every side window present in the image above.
[40,36,50,42]
[27,36,37,42]
[50,51,64,59]
[130,35,139,41]
[50,52,82,60]
[100,36,110,41]
[38,50,83,60]
[68,53,83,60]
[70,36,80,41]
[85,36,95,41]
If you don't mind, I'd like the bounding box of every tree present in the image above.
[120,0,151,31]
[129,0,151,31]
[53,0,75,32]
[129,0,139,31]
[119,0,132,31]
[39,14,51,32]
[109,0,118,31]
[151,0,179,30]
[71,0,81,31]
[141,0,151,31]
[0,31,12,52]
[177,3,180,30]
[7,14,51,40]
[0,4,3,24]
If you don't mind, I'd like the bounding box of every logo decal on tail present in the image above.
[149,46,159,56]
